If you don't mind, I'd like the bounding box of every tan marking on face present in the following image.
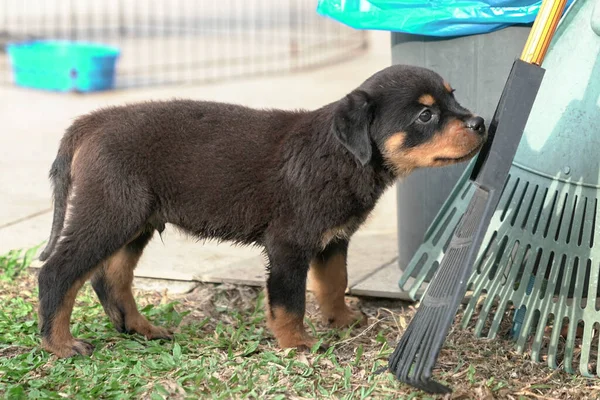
[383,132,413,176]
[383,119,484,176]
[384,132,406,156]
[308,253,365,328]
[444,81,453,93]
[418,94,435,106]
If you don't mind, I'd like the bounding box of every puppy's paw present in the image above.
[143,325,173,341]
[43,338,95,358]
[297,340,330,353]
[141,323,173,340]
[126,316,173,341]
[275,330,330,353]
[278,333,314,349]
[327,307,367,329]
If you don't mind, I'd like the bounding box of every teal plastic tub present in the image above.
[7,40,120,93]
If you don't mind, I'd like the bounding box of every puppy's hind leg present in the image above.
[38,188,152,358]
[91,227,172,341]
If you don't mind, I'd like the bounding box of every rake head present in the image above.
[396,0,600,381]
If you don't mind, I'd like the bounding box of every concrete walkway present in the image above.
[0,31,413,299]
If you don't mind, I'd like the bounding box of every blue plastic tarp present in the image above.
[316,0,574,37]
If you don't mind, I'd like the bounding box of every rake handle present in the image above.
[520,0,568,65]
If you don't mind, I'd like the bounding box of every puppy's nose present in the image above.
[465,116,485,133]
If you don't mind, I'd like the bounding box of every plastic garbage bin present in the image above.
[392,26,531,270]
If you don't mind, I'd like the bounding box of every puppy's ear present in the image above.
[332,90,374,166]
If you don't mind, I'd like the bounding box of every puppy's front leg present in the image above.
[309,239,366,328]
[264,238,318,351]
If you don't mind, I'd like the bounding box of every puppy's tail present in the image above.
[38,153,72,261]
[38,127,80,261]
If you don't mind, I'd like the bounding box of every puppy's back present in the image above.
[65,100,309,244]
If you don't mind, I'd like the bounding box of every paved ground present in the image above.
[0,31,413,298]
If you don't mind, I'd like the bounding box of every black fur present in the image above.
[37,64,486,356]
[317,238,349,265]
[333,90,375,166]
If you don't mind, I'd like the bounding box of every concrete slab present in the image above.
[132,277,200,295]
[137,228,263,282]
[347,232,398,288]
[0,212,51,254]
[196,230,400,289]
[349,262,424,301]
[199,255,266,287]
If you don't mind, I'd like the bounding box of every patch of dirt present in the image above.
[0,346,30,359]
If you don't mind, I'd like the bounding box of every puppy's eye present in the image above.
[418,110,432,123]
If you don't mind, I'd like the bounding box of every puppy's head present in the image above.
[332,65,487,176]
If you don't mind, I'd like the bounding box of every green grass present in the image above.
[0,246,42,283]
[0,248,401,399]
[0,283,395,400]
[1,247,599,399]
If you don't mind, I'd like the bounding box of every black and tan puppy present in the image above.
[37,64,486,358]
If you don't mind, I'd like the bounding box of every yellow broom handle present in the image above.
[520,0,568,65]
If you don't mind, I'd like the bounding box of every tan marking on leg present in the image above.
[266,306,315,349]
[418,94,435,106]
[103,248,171,340]
[41,272,95,358]
[309,254,366,328]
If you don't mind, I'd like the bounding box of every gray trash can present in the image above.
[393,26,531,271]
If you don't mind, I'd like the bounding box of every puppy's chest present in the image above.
[320,215,366,248]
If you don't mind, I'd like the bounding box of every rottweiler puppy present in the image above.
[36,64,486,358]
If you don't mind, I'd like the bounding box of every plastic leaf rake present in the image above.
[397,0,600,379]
[386,0,568,393]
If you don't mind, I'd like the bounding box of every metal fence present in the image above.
[0,0,368,89]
